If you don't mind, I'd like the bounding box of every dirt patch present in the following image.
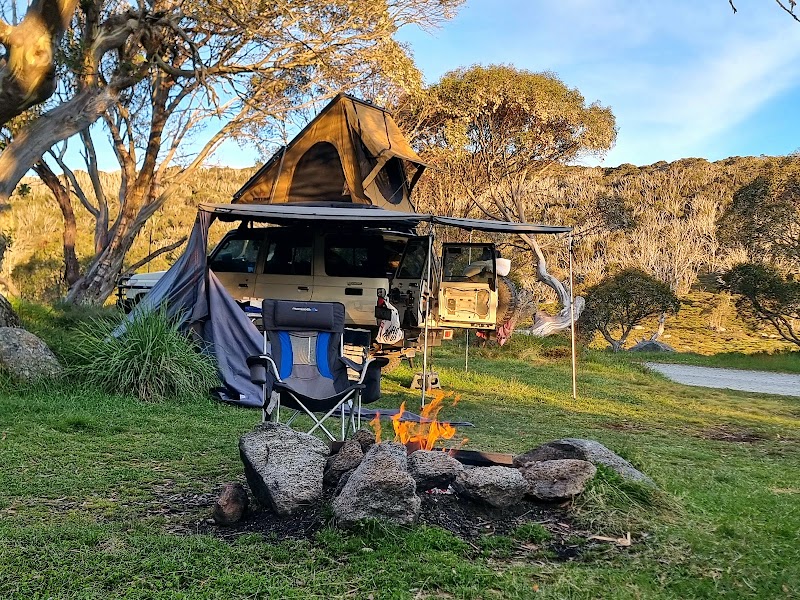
[700,426,767,443]
[161,486,609,562]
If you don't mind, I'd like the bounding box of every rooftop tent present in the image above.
[233,94,427,212]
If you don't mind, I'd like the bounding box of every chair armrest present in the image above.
[339,355,364,373]
[246,354,281,384]
[356,356,389,384]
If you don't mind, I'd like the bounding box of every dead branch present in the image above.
[122,236,187,276]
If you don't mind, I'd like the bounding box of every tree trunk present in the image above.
[0,87,116,204]
[519,232,585,336]
[32,160,80,286]
[0,292,20,327]
[65,199,150,305]
[649,313,667,341]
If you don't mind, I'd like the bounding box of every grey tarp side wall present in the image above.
[117,212,265,406]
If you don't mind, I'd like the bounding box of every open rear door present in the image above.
[436,243,498,328]
[390,236,431,329]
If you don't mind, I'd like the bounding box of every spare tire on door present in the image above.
[495,276,518,328]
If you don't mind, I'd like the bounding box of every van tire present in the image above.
[496,276,518,327]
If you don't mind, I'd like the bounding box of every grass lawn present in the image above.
[1,333,799,599]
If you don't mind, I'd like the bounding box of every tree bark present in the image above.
[0,0,80,127]
[0,87,116,205]
[0,292,20,327]
[649,312,667,341]
[520,232,586,337]
[32,159,80,286]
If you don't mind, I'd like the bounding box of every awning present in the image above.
[198,203,571,234]
[433,216,571,234]
[200,203,429,229]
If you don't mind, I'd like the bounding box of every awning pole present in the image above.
[421,225,434,408]
[569,233,577,401]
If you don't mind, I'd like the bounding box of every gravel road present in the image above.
[644,362,800,398]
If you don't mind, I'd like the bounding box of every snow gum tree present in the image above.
[0,0,464,304]
[396,64,617,335]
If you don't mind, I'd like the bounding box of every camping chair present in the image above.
[246,300,387,441]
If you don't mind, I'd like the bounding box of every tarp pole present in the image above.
[569,233,577,401]
[421,225,434,408]
[465,229,473,373]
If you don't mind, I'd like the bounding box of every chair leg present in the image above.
[341,404,346,440]
[289,393,342,441]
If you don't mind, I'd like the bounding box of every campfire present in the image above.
[369,390,468,453]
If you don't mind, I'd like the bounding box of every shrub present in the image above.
[723,262,800,348]
[71,308,218,401]
[580,269,680,351]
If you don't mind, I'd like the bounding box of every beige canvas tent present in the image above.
[233,94,427,212]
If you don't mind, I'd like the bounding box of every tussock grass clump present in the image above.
[571,466,679,534]
[71,308,217,401]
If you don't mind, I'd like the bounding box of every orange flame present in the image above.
[369,412,382,444]
[369,390,467,452]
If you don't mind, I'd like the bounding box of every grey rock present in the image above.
[407,450,463,491]
[518,459,596,500]
[334,469,355,497]
[513,439,655,486]
[351,428,376,453]
[452,466,528,509]
[239,423,329,516]
[0,327,62,380]
[629,340,675,353]
[213,483,249,525]
[333,442,420,527]
[324,439,364,486]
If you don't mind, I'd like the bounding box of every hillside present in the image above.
[0,155,796,355]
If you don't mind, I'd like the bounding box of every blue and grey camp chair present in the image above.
[246,300,387,441]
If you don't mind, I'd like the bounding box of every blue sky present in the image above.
[396,0,800,167]
[69,1,800,172]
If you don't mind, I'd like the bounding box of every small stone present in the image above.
[324,439,364,486]
[351,429,376,453]
[212,483,249,525]
[518,459,596,500]
[407,450,463,491]
[452,466,527,509]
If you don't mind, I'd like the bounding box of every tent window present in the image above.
[209,236,261,273]
[374,157,407,205]
[263,230,313,275]
[289,142,350,203]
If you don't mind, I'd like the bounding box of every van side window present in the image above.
[263,231,313,275]
[209,237,261,273]
[325,234,386,278]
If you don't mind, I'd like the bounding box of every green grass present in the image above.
[1,331,799,598]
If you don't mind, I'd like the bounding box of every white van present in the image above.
[118,223,517,354]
